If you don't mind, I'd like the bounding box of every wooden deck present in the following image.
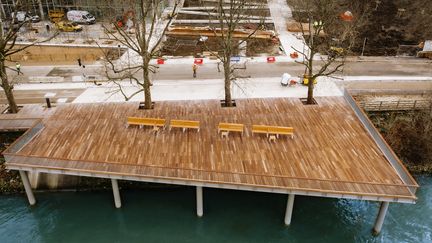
[0,104,56,131]
[4,97,418,202]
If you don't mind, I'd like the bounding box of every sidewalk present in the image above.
[71,76,342,103]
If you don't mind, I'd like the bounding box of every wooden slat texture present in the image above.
[7,97,417,199]
[0,119,39,131]
[0,104,57,131]
[0,104,57,119]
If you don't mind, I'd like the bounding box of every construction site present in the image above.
[1,0,283,63]
[1,0,430,63]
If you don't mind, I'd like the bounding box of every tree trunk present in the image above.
[306,54,314,105]
[142,57,152,109]
[0,61,18,113]
[223,59,232,107]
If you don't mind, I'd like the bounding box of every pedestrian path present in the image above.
[268,0,306,56]
[71,76,343,103]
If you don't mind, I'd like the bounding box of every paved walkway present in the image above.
[70,77,342,103]
[268,0,305,56]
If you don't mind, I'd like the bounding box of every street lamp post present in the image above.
[361,38,368,57]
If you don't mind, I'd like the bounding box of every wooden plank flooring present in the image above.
[0,104,56,131]
[10,97,416,198]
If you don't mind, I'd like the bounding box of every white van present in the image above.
[66,10,95,24]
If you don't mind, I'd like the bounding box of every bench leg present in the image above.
[183,128,186,133]
[153,126,160,134]
[221,131,229,139]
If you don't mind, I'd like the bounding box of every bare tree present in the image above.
[0,0,58,113]
[102,0,180,109]
[203,0,268,107]
[289,0,369,104]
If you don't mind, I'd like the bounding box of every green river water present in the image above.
[0,175,431,243]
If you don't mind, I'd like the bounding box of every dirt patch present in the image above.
[5,45,126,66]
[287,0,432,56]
[167,0,276,57]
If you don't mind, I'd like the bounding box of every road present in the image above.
[2,57,432,105]
[7,58,432,83]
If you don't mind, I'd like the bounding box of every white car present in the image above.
[67,10,96,24]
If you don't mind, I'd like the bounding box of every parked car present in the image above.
[67,10,95,24]
[56,21,83,32]
[12,11,40,23]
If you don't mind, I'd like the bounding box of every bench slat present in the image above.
[170,119,200,130]
[218,122,244,133]
[252,125,269,134]
[252,124,294,138]
[127,117,166,127]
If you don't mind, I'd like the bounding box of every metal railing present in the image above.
[344,89,419,195]
[358,99,432,112]
[3,121,44,154]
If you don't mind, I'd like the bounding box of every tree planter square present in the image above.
[220,100,237,108]
[139,102,155,110]
[300,98,318,105]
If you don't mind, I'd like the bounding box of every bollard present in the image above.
[44,93,56,108]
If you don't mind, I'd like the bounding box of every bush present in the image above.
[370,111,432,172]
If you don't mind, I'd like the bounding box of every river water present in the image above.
[0,175,430,243]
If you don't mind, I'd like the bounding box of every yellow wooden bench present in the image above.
[252,125,294,139]
[169,119,200,132]
[218,122,244,138]
[251,125,269,135]
[126,117,166,131]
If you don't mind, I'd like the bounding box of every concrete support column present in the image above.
[284,194,295,226]
[19,170,36,205]
[196,186,203,217]
[373,201,389,235]
[111,179,121,208]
